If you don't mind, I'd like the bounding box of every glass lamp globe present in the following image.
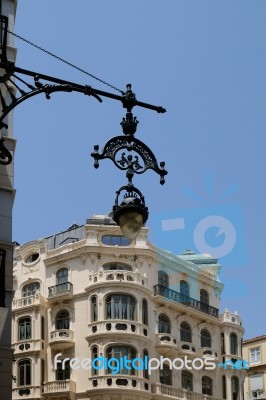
[113,195,148,241]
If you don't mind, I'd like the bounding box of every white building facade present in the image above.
[12,215,245,400]
[242,335,266,399]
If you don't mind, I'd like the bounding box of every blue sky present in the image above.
[12,1,266,338]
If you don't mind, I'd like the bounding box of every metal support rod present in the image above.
[0,64,166,113]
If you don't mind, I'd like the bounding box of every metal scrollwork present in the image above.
[0,138,12,165]
[91,132,167,185]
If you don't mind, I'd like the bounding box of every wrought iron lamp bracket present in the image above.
[0,15,166,166]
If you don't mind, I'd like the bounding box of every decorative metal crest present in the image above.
[91,111,168,185]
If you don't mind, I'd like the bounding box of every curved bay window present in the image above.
[91,296,98,322]
[22,282,40,297]
[107,346,136,375]
[103,263,132,271]
[231,376,239,400]
[180,321,192,342]
[18,317,31,341]
[142,299,148,325]
[201,329,211,348]
[160,364,172,386]
[158,271,169,287]
[158,314,171,334]
[18,359,31,386]
[106,294,135,320]
[202,376,213,396]
[57,268,68,286]
[182,370,193,391]
[230,333,238,355]
[55,310,70,330]
[180,280,190,298]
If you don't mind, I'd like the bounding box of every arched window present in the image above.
[91,296,98,322]
[202,376,213,396]
[222,375,227,399]
[158,314,171,334]
[230,333,238,355]
[56,268,68,285]
[201,329,211,348]
[142,299,148,325]
[200,289,209,313]
[103,263,132,271]
[143,349,149,379]
[55,310,70,330]
[159,364,172,386]
[180,321,192,342]
[106,346,136,375]
[106,294,135,320]
[18,359,31,386]
[182,370,193,391]
[221,332,225,354]
[22,282,40,297]
[200,289,209,304]
[91,346,98,376]
[180,280,190,298]
[56,360,70,380]
[158,271,169,287]
[231,376,239,400]
[18,317,31,341]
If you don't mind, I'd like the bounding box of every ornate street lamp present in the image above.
[91,85,167,239]
[0,16,168,240]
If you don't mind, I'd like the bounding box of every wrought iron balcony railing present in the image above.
[153,285,219,318]
[48,282,73,298]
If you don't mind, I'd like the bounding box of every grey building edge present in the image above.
[0,0,17,398]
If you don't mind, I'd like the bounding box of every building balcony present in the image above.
[87,375,150,393]
[198,347,218,359]
[49,329,74,350]
[87,320,150,339]
[12,386,42,400]
[86,270,149,290]
[43,380,76,398]
[48,282,73,300]
[155,333,179,356]
[178,341,197,356]
[153,285,219,318]
[12,339,44,354]
[152,383,221,400]
[12,293,46,310]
